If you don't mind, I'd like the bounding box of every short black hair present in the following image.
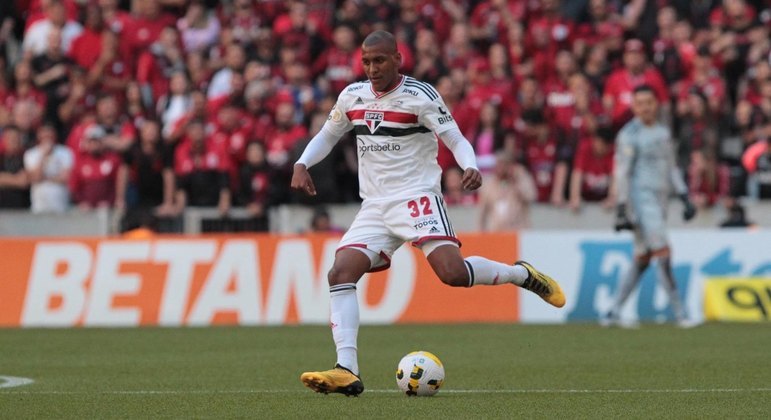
[595,125,615,143]
[521,109,545,125]
[633,85,656,96]
[362,30,397,52]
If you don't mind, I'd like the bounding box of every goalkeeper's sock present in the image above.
[655,257,687,321]
[330,283,359,376]
[609,260,648,316]
[463,256,529,287]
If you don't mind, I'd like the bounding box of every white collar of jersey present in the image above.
[370,75,405,98]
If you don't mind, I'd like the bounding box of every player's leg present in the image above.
[606,250,650,323]
[300,248,371,396]
[301,201,397,396]
[423,241,566,308]
[650,247,692,326]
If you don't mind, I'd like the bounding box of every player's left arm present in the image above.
[666,132,696,221]
[438,128,481,190]
[417,92,481,190]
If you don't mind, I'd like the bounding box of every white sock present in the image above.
[464,256,528,287]
[329,283,359,375]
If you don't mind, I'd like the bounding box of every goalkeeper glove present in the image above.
[614,204,635,232]
[681,194,697,221]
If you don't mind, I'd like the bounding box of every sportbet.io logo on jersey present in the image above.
[358,139,401,157]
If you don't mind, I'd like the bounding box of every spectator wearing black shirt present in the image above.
[173,119,231,216]
[0,126,30,209]
[116,119,175,216]
[31,27,73,133]
[237,141,271,231]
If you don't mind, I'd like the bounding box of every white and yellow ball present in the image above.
[395,351,445,396]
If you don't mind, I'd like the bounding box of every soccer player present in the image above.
[291,30,565,397]
[604,85,697,328]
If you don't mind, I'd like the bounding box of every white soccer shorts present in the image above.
[337,193,460,272]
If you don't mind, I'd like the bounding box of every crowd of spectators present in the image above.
[0,0,770,232]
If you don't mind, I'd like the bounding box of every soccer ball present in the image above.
[395,351,445,396]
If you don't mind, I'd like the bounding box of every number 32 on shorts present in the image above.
[407,196,434,217]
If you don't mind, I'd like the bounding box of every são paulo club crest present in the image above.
[364,111,384,133]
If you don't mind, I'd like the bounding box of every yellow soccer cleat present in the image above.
[300,364,364,396]
[516,261,566,308]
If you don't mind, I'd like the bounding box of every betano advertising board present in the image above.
[0,234,519,327]
[1,230,768,327]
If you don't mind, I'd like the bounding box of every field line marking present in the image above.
[0,376,35,389]
[3,388,771,395]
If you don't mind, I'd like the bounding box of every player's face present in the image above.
[631,91,658,124]
[361,43,402,92]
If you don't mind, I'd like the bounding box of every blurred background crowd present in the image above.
[0,0,769,233]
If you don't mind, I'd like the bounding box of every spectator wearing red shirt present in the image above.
[676,46,727,117]
[210,102,251,167]
[243,80,275,145]
[555,73,606,154]
[520,109,560,203]
[603,39,669,129]
[98,0,132,35]
[689,149,731,207]
[90,31,131,98]
[312,25,359,95]
[272,1,328,66]
[122,0,177,59]
[573,0,624,58]
[69,126,121,210]
[527,0,575,80]
[709,0,756,32]
[67,4,104,70]
[443,22,479,70]
[469,0,528,46]
[568,127,614,212]
[67,94,136,154]
[173,119,232,215]
[543,50,578,132]
[3,60,47,132]
[136,26,186,110]
[264,100,307,171]
[226,0,264,46]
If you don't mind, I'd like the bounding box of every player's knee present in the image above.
[434,264,469,287]
[328,265,358,286]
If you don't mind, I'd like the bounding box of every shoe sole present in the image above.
[516,261,566,308]
[300,373,364,396]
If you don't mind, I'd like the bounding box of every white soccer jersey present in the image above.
[324,75,460,200]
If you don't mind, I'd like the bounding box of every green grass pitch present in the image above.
[1,324,769,419]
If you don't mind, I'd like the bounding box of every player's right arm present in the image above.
[291,89,356,196]
[612,127,635,231]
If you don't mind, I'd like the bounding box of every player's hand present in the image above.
[461,168,482,191]
[614,204,634,232]
[291,163,316,196]
[682,200,697,222]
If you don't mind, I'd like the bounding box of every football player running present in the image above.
[292,30,565,396]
